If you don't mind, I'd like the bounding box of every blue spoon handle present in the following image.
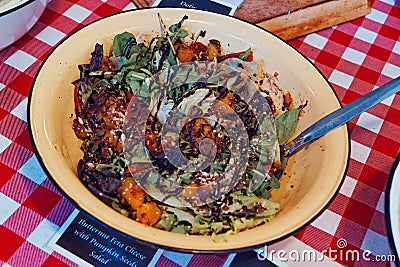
[283,76,400,157]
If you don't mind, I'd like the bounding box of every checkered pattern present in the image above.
[0,0,399,266]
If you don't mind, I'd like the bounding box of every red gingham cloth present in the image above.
[0,0,399,266]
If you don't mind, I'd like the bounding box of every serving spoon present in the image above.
[283,76,400,158]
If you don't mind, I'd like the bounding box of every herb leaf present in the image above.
[275,103,307,145]
[239,48,251,60]
[96,155,128,175]
[169,15,189,33]
[113,32,136,58]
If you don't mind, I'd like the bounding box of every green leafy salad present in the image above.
[72,14,306,242]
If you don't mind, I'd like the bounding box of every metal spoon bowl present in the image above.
[283,76,400,157]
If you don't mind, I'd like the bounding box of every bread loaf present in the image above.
[234,0,330,23]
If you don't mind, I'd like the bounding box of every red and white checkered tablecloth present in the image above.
[0,0,399,266]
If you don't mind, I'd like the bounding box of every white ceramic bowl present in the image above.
[28,8,350,252]
[0,0,48,50]
[386,154,400,265]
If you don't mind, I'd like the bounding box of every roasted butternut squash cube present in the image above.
[174,43,195,63]
[118,177,145,210]
[207,39,222,60]
[136,202,162,226]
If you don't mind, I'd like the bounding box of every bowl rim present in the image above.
[0,0,35,17]
[385,153,400,265]
[27,7,351,253]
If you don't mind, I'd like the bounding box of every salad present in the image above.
[72,14,306,241]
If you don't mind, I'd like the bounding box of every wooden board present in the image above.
[130,0,371,40]
[254,0,372,40]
